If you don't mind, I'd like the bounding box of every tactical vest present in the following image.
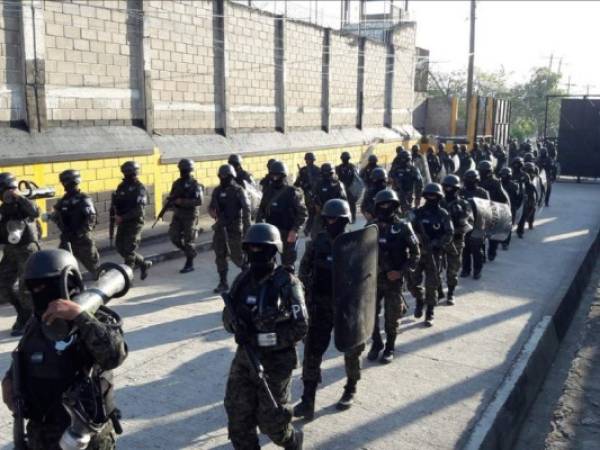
[441,197,472,235]
[263,186,296,231]
[113,180,146,219]
[56,192,96,235]
[213,184,244,225]
[414,207,449,242]
[310,232,334,295]
[0,200,38,245]
[377,220,413,272]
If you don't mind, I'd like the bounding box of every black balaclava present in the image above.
[443,186,458,201]
[247,245,277,280]
[270,174,284,189]
[424,194,440,208]
[220,175,233,188]
[27,278,63,319]
[376,202,396,222]
[324,217,346,238]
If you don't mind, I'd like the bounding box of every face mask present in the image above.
[444,187,457,200]
[322,172,332,181]
[465,180,476,190]
[424,195,440,207]
[247,247,277,279]
[180,169,192,179]
[374,180,387,190]
[220,176,232,187]
[271,176,284,188]
[28,279,62,318]
[325,218,346,238]
[62,182,78,193]
[376,203,395,221]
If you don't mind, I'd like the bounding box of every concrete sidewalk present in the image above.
[0,182,599,449]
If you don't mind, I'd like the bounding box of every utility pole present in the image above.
[465,0,476,141]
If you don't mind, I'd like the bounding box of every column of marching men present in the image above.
[0,139,558,449]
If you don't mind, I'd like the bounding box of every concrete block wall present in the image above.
[363,40,387,127]
[285,21,323,130]
[43,0,143,127]
[0,0,25,124]
[225,2,276,132]
[146,0,215,134]
[329,33,358,128]
[392,22,417,126]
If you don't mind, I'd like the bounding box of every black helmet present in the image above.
[0,172,17,192]
[523,152,535,163]
[452,143,459,152]
[398,149,411,163]
[218,164,236,179]
[341,151,351,161]
[267,158,276,169]
[511,157,524,169]
[442,174,461,189]
[459,144,468,152]
[24,249,81,281]
[178,158,195,173]
[304,152,316,162]
[423,183,444,198]
[464,169,480,183]
[320,163,334,176]
[370,167,387,182]
[411,144,419,153]
[396,145,405,155]
[121,161,140,177]
[477,160,493,175]
[523,162,537,174]
[368,154,378,164]
[321,198,351,220]
[438,143,445,152]
[242,223,283,253]
[228,154,242,166]
[499,167,512,179]
[374,189,400,207]
[269,160,287,176]
[59,169,81,186]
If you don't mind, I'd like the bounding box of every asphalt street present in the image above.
[1,182,600,449]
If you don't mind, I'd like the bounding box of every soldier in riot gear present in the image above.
[471,142,484,164]
[510,157,527,184]
[389,148,424,213]
[359,154,381,189]
[0,172,39,336]
[294,152,320,236]
[367,190,420,361]
[223,223,307,450]
[460,170,490,279]
[457,144,474,178]
[492,144,507,175]
[440,175,473,305]
[209,164,251,293]
[360,167,388,220]
[168,159,204,274]
[426,146,442,182]
[538,147,556,206]
[309,163,347,239]
[51,170,100,275]
[517,163,539,238]
[260,159,277,191]
[335,152,359,223]
[2,249,128,450]
[228,154,254,189]
[294,199,364,419]
[523,152,536,164]
[257,161,307,270]
[409,183,454,326]
[111,161,152,280]
[477,160,510,262]
[499,167,522,250]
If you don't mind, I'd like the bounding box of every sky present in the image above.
[244,0,600,94]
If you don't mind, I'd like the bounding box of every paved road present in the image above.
[1,182,600,450]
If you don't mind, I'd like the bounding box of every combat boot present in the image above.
[380,338,395,364]
[473,270,482,280]
[293,381,317,420]
[437,286,445,301]
[140,260,152,281]
[424,305,434,327]
[213,271,229,293]
[446,286,455,306]
[180,257,194,274]
[285,430,303,450]
[414,300,424,319]
[367,337,384,361]
[336,381,357,410]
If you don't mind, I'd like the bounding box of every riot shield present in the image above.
[469,197,513,242]
[333,224,378,352]
[243,180,263,219]
[414,153,431,184]
[458,156,476,178]
[537,169,548,209]
[347,170,365,202]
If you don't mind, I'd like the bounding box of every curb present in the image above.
[142,238,214,266]
[464,221,600,449]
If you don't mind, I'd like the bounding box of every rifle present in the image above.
[11,350,26,450]
[152,197,173,229]
[222,292,281,411]
[108,193,116,249]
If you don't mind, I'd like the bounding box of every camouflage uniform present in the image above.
[54,190,100,274]
[335,162,358,222]
[167,176,203,260]
[440,196,473,293]
[256,184,307,269]
[5,308,128,450]
[293,164,320,235]
[223,267,308,450]
[0,194,39,330]
[389,163,424,213]
[112,178,148,269]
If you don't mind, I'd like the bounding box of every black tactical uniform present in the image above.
[493,144,507,175]
[257,161,307,270]
[335,152,359,223]
[2,250,127,450]
[499,167,522,250]
[460,170,490,279]
[52,170,100,275]
[360,167,388,220]
[210,164,251,293]
[228,154,254,189]
[111,161,151,280]
[168,159,204,274]
[0,173,39,336]
[260,159,276,191]
[358,154,381,190]
[367,189,420,361]
[440,175,473,305]
[457,144,475,178]
[426,146,442,182]
[294,199,364,420]
[389,149,424,213]
[537,148,556,206]
[517,163,539,238]
[223,224,307,450]
[293,153,320,236]
[309,163,347,239]
[410,183,454,326]
[478,160,510,262]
